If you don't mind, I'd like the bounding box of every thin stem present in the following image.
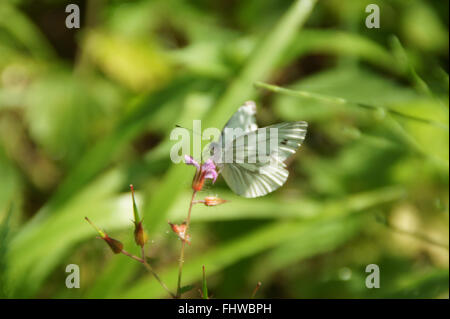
[176,190,197,298]
[121,249,144,263]
[251,281,262,299]
[202,265,208,299]
[383,223,449,250]
[121,249,176,298]
[254,81,449,131]
[141,246,176,299]
[84,217,106,238]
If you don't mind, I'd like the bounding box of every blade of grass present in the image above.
[15,76,198,245]
[381,269,449,299]
[0,2,56,59]
[254,81,449,131]
[7,169,129,297]
[201,265,208,299]
[168,187,405,222]
[0,202,13,297]
[282,30,399,75]
[390,36,433,98]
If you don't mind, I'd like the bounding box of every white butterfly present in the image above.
[208,101,307,198]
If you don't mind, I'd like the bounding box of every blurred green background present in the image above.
[0,0,448,299]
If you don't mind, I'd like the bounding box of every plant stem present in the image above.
[254,81,449,131]
[121,249,176,298]
[141,246,176,299]
[251,281,262,299]
[121,249,144,263]
[176,190,197,298]
[381,221,449,250]
[202,265,208,299]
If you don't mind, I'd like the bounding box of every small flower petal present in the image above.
[204,169,218,183]
[202,159,216,171]
[184,155,200,170]
[201,159,218,183]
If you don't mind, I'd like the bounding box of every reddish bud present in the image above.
[85,217,123,254]
[168,221,191,245]
[134,220,148,247]
[103,235,124,254]
[204,196,227,206]
[192,170,206,191]
[130,185,149,247]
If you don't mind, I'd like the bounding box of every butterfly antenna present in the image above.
[176,125,214,141]
[175,124,203,137]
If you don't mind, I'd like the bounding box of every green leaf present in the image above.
[7,169,128,297]
[282,30,399,74]
[0,2,56,59]
[0,202,13,297]
[130,185,141,223]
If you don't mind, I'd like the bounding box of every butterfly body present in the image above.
[208,101,307,198]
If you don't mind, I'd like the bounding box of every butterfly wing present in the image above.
[220,162,290,198]
[266,121,308,162]
[220,101,258,141]
[210,101,258,164]
[220,121,307,198]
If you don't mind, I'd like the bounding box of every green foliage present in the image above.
[0,0,448,299]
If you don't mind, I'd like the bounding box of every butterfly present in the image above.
[207,101,307,198]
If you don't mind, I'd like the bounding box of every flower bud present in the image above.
[204,196,227,206]
[103,235,124,254]
[168,221,191,245]
[130,185,148,247]
[192,170,206,192]
[85,217,123,254]
[134,221,148,248]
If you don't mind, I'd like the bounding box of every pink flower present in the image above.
[184,155,200,169]
[184,155,218,191]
